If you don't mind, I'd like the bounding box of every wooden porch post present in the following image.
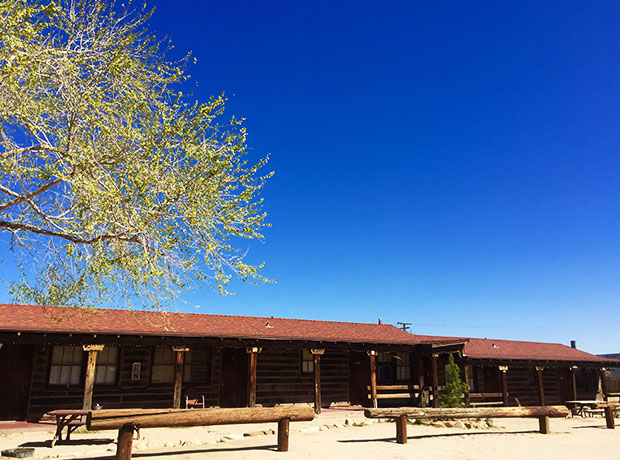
[431,354,439,408]
[368,351,378,408]
[82,344,104,411]
[536,367,545,406]
[417,356,425,407]
[570,366,578,401]
[462,363,471,406]
[246,347,262,408]
[499,366,509,406]
[311,349,325,414]
[600,368,608,401]
[172,347,189,409]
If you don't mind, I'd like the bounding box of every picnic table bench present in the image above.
[87,406,315,459]
[365,406,571,444]
[47,409,88,447]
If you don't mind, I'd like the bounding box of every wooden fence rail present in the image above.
[365,405,571,444]
[87,407,315,459]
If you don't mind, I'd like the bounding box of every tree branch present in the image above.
[0,219,140,245]
[0,178,63,212]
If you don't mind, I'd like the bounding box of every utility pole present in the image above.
[397,322,412,333]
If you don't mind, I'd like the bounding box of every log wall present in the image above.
[255,349,349,407]
[27,345,220,421]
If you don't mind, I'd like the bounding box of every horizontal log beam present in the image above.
[372,393,417,399]
[367,385,420,391]
[87,407,315,430]
[365,405,570,419]
[469,392,503,398]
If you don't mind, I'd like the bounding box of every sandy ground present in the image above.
[0,411,618,460]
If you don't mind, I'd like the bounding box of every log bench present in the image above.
[364,405,571,444]
[86,406,315,459]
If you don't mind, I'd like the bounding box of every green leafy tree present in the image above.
[0,0,272,309]
[439,354,469,407]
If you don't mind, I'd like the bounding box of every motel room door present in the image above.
[349,351,370,406]
[558,368,572,403]
[0,344,34,421]
[219,348,248,407]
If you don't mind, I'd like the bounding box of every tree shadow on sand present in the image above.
[75,444,278,460]
[338,430,539,444]
[20,438,114,448]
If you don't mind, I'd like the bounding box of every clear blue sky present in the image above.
[3,1,620,354]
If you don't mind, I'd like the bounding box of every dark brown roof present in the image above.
[396,332,618,364]
[462,337,617,363]
[0,304,416,345]
[0,304,615,364]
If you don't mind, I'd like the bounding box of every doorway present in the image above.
[0,344,34,421]
[219,348,248,407]
[349,351,370,406]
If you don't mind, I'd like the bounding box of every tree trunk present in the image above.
[277,418,289,452]
[431,354,439,408]
[313,354,321,414]
[369,352,377,408]
[365,405,570,419]
[88,407,315,430]
[115,424,134,460]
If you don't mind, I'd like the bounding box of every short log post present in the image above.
[246,347,262,408]
[431,354,439,408]
[311,349,325,414]
[368,351,378,408]
[82,345,104,411]
[277,417,290,452]
[536,367,545,406]
[417,356,425,406]
[499,366,509,406]
[172,347,189,409]
[396,414,408,444]
[538,416,549,434]
[116,424,135,460]
[605,406,615,429]
[570,366,578,401]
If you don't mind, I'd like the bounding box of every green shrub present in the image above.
[439,354,468,408]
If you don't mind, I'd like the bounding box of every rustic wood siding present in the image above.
[255,349,350,407]
[27,345,220,421]
[542,368,561,404]
[320,351,349,405]
[256,349,313,406]
[505,367,539,406]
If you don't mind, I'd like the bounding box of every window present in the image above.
[151,348,193,384]
[395,352,410,380]
[49,345,83,386]
[377,352,394,381]
[301,350,314,374]
[95,347,119,385]
[186,348,212,382]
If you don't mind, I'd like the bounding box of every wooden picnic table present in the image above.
[565,400,606,417]
[47,409,88,447]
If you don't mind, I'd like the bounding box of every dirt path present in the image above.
[0,413,617,459]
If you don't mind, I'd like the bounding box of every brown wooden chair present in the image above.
[184,388,205,409]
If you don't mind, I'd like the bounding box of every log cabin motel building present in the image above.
[0,303,618,421]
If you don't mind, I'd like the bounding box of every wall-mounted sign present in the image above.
[131,362,141,381]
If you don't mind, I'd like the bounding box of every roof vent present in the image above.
[265,322,274,329]
[570,340,577,349]
[492,343,499,348]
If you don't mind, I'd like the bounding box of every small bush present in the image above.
[439,354,468,408]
